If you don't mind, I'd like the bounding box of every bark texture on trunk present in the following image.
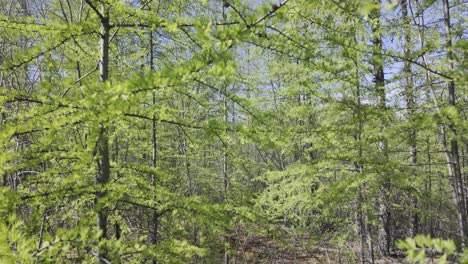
[95,2,111,263]
[370,0,390,257]
[442,0,467,248]
[402,0,419,236]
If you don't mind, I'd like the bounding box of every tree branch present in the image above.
[73,60,100,84]
[251,0,290,28]
[225,1,249,26]
[1,38,70,71]
[84,0,104,21]
[123,112,205,129]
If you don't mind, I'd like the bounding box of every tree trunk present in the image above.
[370,0,390,257]
[402,0,419,236]
[442,0,467,248]
[223,86,229,264]
[147,23,159,263]
[353,27,367,262]
[95,2,111,263]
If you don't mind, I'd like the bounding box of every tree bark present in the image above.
[402,0,419,236]
[223,86,229,264]
[95,2,111,263]
[352,25,368,263]
[442,0,467,248]
[370,0,390,257]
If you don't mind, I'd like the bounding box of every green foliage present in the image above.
[0,0,466,262]
[397,235,467,264]
[0,215,36,263]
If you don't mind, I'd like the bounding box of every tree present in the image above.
[1,0,466,263]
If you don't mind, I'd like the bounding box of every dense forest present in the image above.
[0,0,467,263]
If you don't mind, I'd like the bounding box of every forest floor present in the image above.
[228,234,450,263]
[236,245,409,263]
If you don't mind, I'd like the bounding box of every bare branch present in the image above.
[251,0,290,28]
[84,0,104,21]
[1,38,70,71]
[123,112,206,130]
[73,60,100,84]
[225,1,249,26]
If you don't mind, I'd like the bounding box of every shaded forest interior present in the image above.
[0,0,467,263]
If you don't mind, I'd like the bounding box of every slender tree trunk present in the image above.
[412,0,467,247]
[150,92,159,262]
[148,25,159,263]
[352,27,367,262]
[402,0,419,236]
[223,86,230,264]
[426,137,434,236]
[370,0,389,257]
[442,0,467,248]
[95,2,111,263]
[0,23,6,187]
[1,112,5,186]
[412,0,453,240]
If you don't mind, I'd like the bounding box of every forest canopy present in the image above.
[0,0,467,263]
